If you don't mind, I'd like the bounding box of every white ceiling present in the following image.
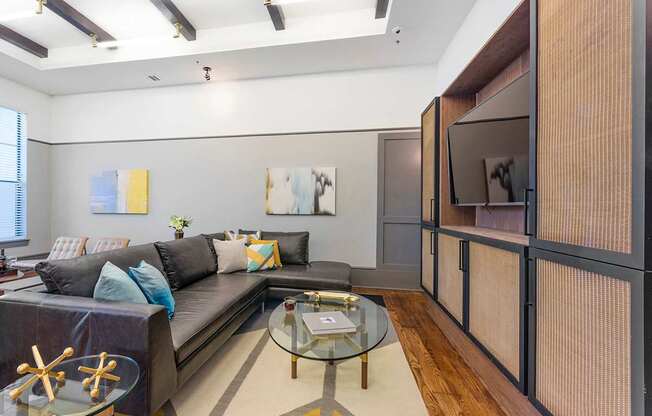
[0,0,475,95]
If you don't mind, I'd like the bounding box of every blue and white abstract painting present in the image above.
[265,167,336,215]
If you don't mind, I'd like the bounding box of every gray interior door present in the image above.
[377,132,421,281]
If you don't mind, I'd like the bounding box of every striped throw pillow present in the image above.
[246,243,277,272]
[250,239,282,268]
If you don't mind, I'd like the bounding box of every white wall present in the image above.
[44,65,435,268]
[433,0,523,94]
[0,76,52,257]
[50,132,381,268]
[51,65,436,143]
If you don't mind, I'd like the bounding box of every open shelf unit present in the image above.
[438,0,531,239]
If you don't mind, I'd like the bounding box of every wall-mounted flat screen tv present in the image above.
[447,72,530,206]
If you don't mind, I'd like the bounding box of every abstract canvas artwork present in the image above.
[265,167,336,215]
[90,169,149,214]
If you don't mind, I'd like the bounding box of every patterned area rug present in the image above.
[161,300,427,416]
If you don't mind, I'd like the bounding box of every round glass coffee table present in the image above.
[0,354,139,416]
[268,292,388,389]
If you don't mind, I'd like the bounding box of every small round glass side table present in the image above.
[0,354,139,416]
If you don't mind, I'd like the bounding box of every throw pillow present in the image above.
[250,239,282,268]
[213,239,248,274]
[129,260,176,319]
[202,232,226,241]
[93,261,148,304]
[246,243,277,272]
[225,230,261,244]
[260,231,309,265]
[154,236,217,290]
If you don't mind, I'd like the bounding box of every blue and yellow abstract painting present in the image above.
[90,169,149,214]
[265,167,336,215]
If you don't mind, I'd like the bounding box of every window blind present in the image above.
[0,106,26,243]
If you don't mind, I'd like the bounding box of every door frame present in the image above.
[377,131,421,272]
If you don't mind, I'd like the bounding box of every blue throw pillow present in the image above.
[94,261,148,304]
[129,260,175,319]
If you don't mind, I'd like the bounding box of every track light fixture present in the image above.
[90,33,97,48]
[203,66,212,81]
[173,22,182,39]
[36,0,47,15]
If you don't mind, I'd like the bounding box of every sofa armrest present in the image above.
[0,291,177,416]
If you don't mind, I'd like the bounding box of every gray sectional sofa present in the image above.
[0,232,351,416]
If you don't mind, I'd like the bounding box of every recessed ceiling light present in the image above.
[147,75,161,81]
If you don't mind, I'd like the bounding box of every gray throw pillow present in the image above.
[155,236,218,289]
[261,231,309,265]
[213,239,248,274]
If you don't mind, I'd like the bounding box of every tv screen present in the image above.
[448,117,529,206]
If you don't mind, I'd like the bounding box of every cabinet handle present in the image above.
[524,188,534,236]
[430,231,435,255]
[430,198,435,222]
[458,240,463,271]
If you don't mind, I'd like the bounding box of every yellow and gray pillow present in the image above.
[250,239,282,268]
[246,243,277,272]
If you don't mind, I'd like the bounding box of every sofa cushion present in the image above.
[244,261,351,291]
[155,236,218,290]
[213,239,247,274]
[241,230,309,265]
[36,243,165,297]
[93,261,149,304]
[129,260,176,319]
[201,232,225,241]
[169,273,266,364]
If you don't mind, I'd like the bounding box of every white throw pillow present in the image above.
[213,239,247,274]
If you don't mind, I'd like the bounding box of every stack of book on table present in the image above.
[302,311,357,336]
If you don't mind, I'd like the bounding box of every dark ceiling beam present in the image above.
[0,24,48,58]
[264,0,285,31]
[45,0,115,42]
[149,0,196,41]
[375,0,389,19]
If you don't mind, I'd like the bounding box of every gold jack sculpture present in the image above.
[79,352,120,399]
[9,346,74,402]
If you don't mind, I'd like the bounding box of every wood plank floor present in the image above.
[355,288,540,416]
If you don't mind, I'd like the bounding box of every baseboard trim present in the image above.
[351,267,420,290]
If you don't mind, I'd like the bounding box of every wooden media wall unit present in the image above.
[420,0,652,414]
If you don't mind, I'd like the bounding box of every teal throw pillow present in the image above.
[94,261,148,304]
[129,260,175,319]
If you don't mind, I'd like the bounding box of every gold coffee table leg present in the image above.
[361,353,368,389]
[291,355,298,379]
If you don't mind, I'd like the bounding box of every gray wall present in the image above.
[7,140,52,258]
[49,132,379,267]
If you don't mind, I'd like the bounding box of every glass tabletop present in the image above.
[0,354,139,416]
[268,292,389,361]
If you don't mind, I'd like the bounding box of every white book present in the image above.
[302,311,357,335]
